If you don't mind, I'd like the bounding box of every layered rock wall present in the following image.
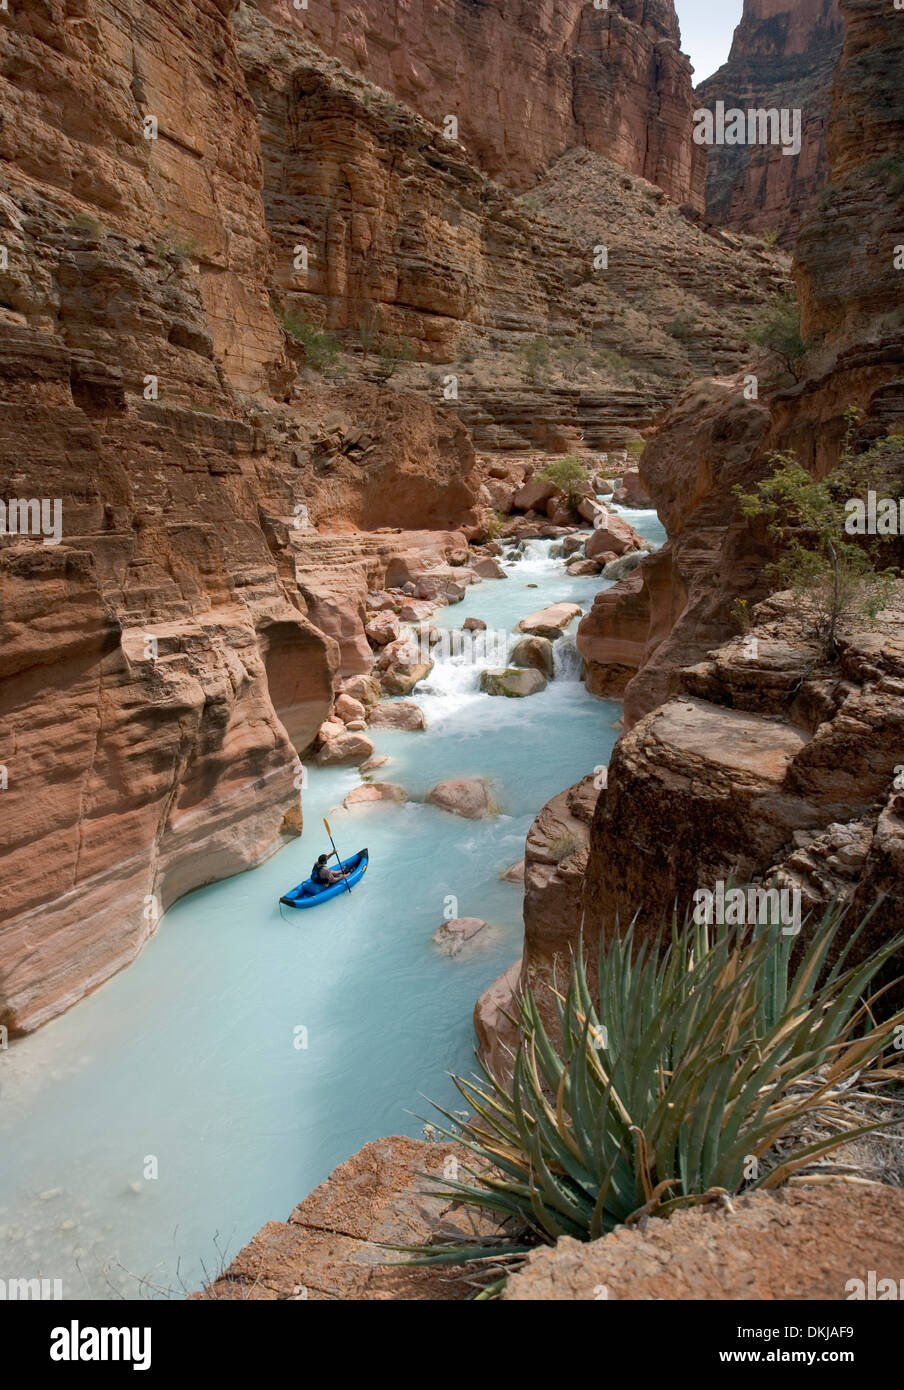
[256,0,706,204]
[696,0,844,241]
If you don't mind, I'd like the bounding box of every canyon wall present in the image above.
[0,0,480,1032]
[696,0,844,241]
[575,0,904,959]
[237,2,785,457]
[256,0,707,205]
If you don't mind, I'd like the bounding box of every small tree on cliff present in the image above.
[748,292,811,380]
[735,450,896,658]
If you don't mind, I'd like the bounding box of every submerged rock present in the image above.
[480,667,547,698]
[426,778,497,819]
[432,916,490,957]
[344,783,407,809]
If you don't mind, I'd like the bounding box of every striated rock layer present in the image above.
[0,0,481,1032]
[256,0,706,204]
[696,0,845,241]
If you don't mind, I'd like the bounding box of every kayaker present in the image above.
[312,852,350,887]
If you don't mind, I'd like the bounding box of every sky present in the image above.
[674,0,746,83]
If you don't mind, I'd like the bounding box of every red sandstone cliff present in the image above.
[573,0,904,960]
[256,0,706,205]
[696,0,844,241]
[0,0,480,1032]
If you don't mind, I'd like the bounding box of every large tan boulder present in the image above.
[426,778,497,819]
[470,556,507,580]
[367,702,427,730]
[315,732,375,767]
[480,667,547,698]
[586,512,645,560]
[514,478,558,512]
[613,464,651,507]
[517,602,582,638]
[365,611,401,647]
[341,674,382,708]
[335,693,366,724]
[511,635,555,677]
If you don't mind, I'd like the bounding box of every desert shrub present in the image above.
[410,904,904,1293]
[748,292,812,378]
[735,447,897,657]
[276,309,339,370]
[535,455,588,506]
[665,312,697,342]
[521,335,551,383]
[377,334,415,378]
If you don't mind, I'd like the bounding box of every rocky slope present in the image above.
[256,0,706,203]
[696,0,845,241]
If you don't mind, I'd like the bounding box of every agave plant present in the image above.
[418,904,904,1268]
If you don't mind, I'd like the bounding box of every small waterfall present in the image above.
[553,636,583,681]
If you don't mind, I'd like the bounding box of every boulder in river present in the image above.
[367,702,427,731]
[613,466,651,508]
[344,782,408,809]
[480,667,547,698]
[567,558,602,576]
[511,635,555,677]
[602,550,648,581]
[426,778,497,819]
[502,859,526,882]
[360,754,390,773]
[335,693,367,724]
[315,732,375,767]
[432,917,491,958]
[470,556,507,580]
[463,617,487,631]
[377,636,434,695]
[517,602,582,639]
[586,513,645,560]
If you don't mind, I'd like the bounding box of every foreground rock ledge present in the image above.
[197,1137,491,1301]
[502,1185,904,1301]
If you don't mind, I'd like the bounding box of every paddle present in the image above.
[323,817,353,896]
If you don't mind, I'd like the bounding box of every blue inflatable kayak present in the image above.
[280,849,368,909]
